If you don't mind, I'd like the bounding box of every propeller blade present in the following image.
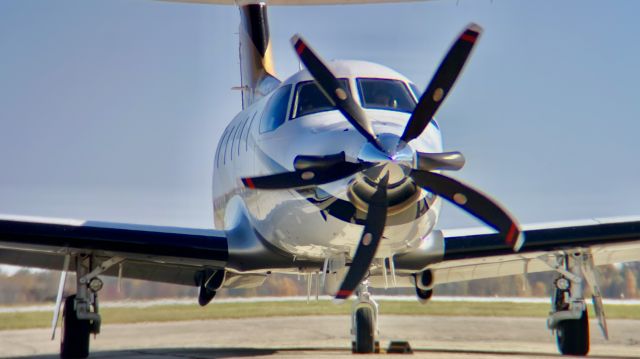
[416,151,465,171]
[291,35,383,151]
[294,152,347,171]
[410,170,524,251]
[401,24,482,143]
[335,173,389,300]
[242,161,366,190]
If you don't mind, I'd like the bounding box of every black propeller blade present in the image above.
[242,160,367,190]
[291,35,384,152]
[410,170,524,251]
[335,173,389,300]
[416,151,466,171]
[294,152,348,171]
[400,24,482,144]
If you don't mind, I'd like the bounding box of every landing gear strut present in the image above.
[351,282,380,353]
[544,250,606,356]
[60,255,122,359]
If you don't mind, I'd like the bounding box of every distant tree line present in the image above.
[0,263,637,304]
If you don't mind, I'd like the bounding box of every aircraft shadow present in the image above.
[416,347,639,359]
[8,346,639,359]
[6,347,278,359]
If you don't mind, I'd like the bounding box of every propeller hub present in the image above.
[357,133,414,185]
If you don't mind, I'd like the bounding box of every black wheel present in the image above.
[354,307,375,353]
[415,286,433,303]
[556,309,589,356]
[61,295,90,359]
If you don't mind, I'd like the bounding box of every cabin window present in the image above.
[223,124,235,165]
[260,85,292,133]
[216,127,230,168]
[237,115,249,157]
[245,112,257,151]
[357,78,416,113]
[229,123,241,161]
[291,79,350,119]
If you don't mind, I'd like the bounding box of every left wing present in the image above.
[0,214,228,286]
[432,217,640,285]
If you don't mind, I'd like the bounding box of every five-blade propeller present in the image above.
[241,23,524,301]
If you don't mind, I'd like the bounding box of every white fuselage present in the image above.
[212,61,443,263]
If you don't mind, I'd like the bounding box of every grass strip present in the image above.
[0,300,638,331]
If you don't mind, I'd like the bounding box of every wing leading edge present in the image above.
[433,217,640,285]
[0,214,228,286]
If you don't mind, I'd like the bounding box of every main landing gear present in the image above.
[59,255,123,359]
[196,269,225,306]
[351,282,380,354]
[414,269,434,304]
[543,250,608,356]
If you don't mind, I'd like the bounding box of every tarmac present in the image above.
[1,315,639,358]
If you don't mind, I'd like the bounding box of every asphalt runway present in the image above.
[1,316,639,358]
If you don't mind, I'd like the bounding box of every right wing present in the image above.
[432,217,640,285]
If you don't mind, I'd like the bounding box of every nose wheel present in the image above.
[351,282,380,354]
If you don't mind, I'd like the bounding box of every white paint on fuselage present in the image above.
[213,60,444,263]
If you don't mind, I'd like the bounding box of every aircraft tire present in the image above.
[60,295,90,359]
[415,287,433,303]
[354,307,375,353]
[556,309,589,356]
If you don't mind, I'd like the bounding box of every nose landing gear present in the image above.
[350,282,380,354]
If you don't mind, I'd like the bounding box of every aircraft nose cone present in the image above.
[357,133,414,184]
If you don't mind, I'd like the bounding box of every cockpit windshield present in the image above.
[357,78,416,113]
[291,79,350,119]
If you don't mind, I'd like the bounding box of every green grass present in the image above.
[0,300,638,331]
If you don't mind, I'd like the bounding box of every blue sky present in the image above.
[0,0,639,230]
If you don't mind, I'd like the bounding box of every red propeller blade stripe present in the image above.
[505,223,518,246]
[242,178,255,189]
[295,40,306,55]
[336,289,352,299]
[460,32,478,43]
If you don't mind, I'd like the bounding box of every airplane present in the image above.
[0,0,639,358]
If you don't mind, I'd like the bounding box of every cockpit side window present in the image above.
[260,85,292,133]
[357,78,416,113]
[290,79,350,119]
